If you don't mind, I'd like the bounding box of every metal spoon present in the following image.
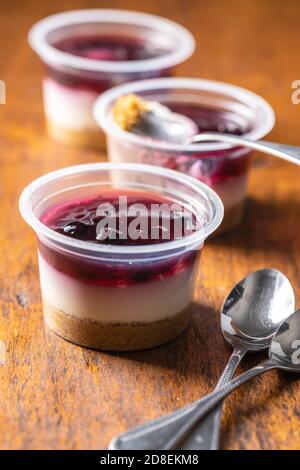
[162,307,300,450]
[182,268,295,450]
[112,95,197,144]
[190,132,300,166]
[111,306,300,450]
[110,269,295,450]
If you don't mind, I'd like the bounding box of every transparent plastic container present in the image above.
[94,77,275,233]
[28,10,195,148]
[19,162,223,351]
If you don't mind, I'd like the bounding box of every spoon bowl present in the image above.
[121,97,300,166]
[221,268,295,351]
[135,101,197,143]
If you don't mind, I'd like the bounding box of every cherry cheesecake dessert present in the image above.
[111,95,250,233]
[19,163,223,351]
[38,190,201,350]
[28,10,195,148]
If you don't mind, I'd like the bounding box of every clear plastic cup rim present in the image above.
[93,77,276,153]
[19,162,224,259]
[28,9,195,74]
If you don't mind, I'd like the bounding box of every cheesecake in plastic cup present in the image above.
[19,163,223,351]
[28,10,195,148]
[94,78,275,233]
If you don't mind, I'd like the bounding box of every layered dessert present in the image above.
[29,11,195,148]
[44,36,170,148]
[38,190,201,350]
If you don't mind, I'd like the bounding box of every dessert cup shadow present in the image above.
[210,196,300,252]
[100,304,228,383]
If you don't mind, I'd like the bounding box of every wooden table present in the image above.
[0,0,299,450]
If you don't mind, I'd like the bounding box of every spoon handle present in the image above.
[191,132,300,166]
[109,349,245,451]
[110,359,274,450]
[181,347,246,450]
[164,359,275,450]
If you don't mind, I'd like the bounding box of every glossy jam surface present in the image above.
[39,190,201,285]
[54,35,167,62]
[41,190,197,245]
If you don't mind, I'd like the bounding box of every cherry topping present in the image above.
[41,191,198,246]
[39,191,201,286]
[54,35,167,62]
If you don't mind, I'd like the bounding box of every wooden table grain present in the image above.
[0,0,300,450]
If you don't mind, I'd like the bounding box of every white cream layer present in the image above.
[43,78,99,132]
[38,253,196,324]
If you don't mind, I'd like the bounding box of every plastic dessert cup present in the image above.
[94,78,275,233]
[19,163,223,351]
[28,10,195,149]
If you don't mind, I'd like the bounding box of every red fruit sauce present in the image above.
[54,35,168,62]
[39,191,201,286]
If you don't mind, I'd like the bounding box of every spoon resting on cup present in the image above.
[112,94,197,144]
[112,95,300,166]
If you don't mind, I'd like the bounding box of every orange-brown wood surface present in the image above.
[0,0,300,450]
